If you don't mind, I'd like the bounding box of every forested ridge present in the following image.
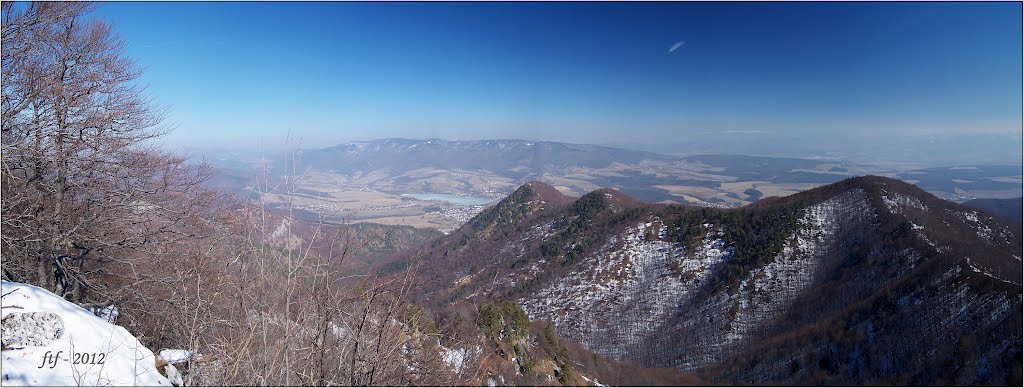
[393,177,1022,385]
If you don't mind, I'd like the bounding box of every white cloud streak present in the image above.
[668,40,685,53]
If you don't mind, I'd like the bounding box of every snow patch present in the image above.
[158,349,193,365]
[910,222,943,251]
[881,192,928,215]
[964,211,979,223]
[580,373,607,386]
[0,281,170,386]
[1,312,63,348]
[88,305,119,324]
[440,345,479,373]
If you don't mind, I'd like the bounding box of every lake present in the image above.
[400,193,495,206]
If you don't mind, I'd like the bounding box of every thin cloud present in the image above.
[668,40,685,53]
[140,41,177,49]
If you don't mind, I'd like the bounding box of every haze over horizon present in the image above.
[93,1,1023,164]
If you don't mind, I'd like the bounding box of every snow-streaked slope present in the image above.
[1,281,170,386]
[520,189,874,369]
[520,219,732,362]
[669,189,872,369]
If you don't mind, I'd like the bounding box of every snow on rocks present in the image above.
[0,281,171,386]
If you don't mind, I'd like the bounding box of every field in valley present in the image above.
[202,143,1022,232]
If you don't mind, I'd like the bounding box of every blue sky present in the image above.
[92,1,1022,155]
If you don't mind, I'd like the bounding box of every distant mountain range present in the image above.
[387,176,1022,385]
[604,132,1024,166]
[311,138,1019,200]
[301,138,669,178]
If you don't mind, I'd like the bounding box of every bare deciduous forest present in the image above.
[1,3,467,385]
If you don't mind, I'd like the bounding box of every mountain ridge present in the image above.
[389,175,1022,385]
[305,138,671,178]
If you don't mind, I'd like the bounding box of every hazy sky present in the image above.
[94,1,1022,156]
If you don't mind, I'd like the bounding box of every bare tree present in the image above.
[2,4,463,385]
[1,1,213,308]
[167,140,460,387]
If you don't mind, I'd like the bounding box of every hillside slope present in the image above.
[963,197,1022,223]
[253,206,442,280]
[394,176,1023,385]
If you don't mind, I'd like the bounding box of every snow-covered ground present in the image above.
[440,345,480,373]
[1,281,171,386]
